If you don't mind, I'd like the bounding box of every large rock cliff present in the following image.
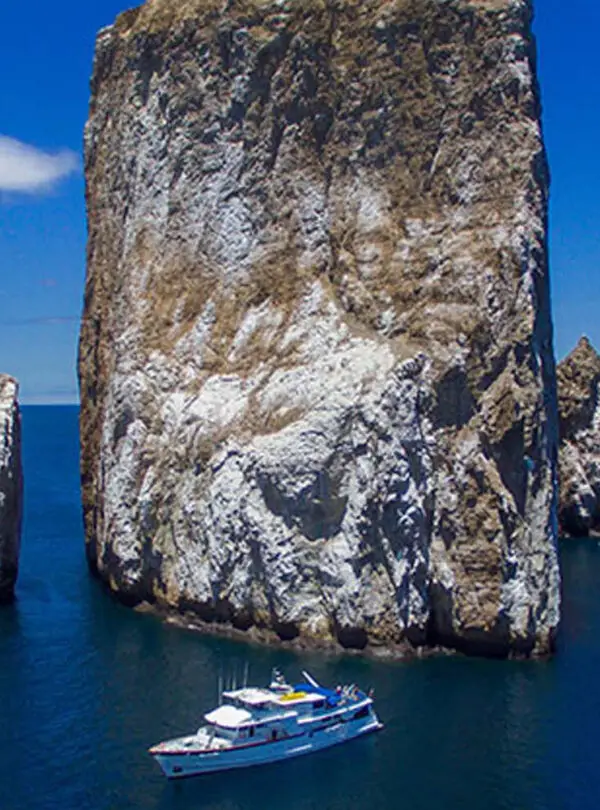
[557,337,600,537]
[80,0,560,657]
[0,376,23,604]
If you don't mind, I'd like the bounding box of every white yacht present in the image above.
[150,670,383,778]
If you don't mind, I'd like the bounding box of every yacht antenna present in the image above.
[243,661,249,688]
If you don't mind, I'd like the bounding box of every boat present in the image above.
[149,669,383,778]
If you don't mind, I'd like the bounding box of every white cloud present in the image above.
[0,135,79,193]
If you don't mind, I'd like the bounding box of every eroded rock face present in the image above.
[80,0,560,657]
[557,337,600,537]
[0,376,23,603]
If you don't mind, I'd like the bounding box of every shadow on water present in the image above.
[1,407,600,810]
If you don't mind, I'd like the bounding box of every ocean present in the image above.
[1,405,599,810]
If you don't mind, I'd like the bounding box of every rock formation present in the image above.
[0,376,23,603]
[80,0,560,657]
[557,337,600,537]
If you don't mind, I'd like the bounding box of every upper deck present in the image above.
[220,681,368,721]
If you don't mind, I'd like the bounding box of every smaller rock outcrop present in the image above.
[558,337,600,537]
[0,376,23,603]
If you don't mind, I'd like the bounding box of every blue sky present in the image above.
[0,0,598,404]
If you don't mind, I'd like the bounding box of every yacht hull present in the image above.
[153,716,383,779]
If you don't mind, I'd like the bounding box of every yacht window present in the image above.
[314,700,325,710]
[354,706,370,720]
[249,726,255,738]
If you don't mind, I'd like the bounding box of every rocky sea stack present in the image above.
[0,376,23,604]
[80,0,560,657]
[557,337,600,537]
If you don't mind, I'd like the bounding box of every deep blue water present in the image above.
[1,406,600,810]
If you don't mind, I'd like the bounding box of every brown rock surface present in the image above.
[79,0,560,657]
